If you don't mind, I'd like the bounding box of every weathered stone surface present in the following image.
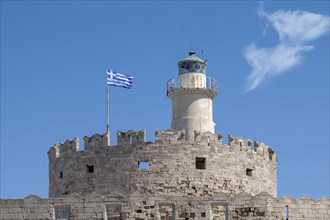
[48,131,277,199]
[1,130,327,219]
[1,192,329,219]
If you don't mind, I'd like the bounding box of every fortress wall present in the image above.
[1,193,329,220]
[49,130,277,198]
[0,195,54,220]
[271,195,330,220]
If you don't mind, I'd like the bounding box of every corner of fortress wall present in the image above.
[1,193,329,219]
[48,129,276,165]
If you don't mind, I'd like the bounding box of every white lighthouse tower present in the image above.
[167,51,218,141]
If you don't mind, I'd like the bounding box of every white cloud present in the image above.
[244,8,329,92]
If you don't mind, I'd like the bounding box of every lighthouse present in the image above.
[167,51,218,141]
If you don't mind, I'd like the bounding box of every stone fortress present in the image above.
[0,52,329,219]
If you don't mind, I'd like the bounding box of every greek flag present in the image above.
[107,68,133,89]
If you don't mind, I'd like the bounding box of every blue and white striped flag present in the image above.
[107,68,133,89]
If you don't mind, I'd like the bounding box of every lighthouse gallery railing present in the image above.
[167,76,218,96]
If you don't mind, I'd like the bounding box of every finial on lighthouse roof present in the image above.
[179,51,206,64]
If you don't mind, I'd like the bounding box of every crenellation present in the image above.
[117,129,146,146]
[155,129,185,143]
[58,138,79,157]
[195,131,223,144]
[254,141,268,156]
[47,130,278,199]
[84,133,109,151]
[228,134,252,152]
[268,147,276,162]
[274,195,330,219]
[253,141,278,163]
[48,144,59,160]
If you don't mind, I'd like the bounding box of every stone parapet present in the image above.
[49,130,277,199]
[1,192,329,220]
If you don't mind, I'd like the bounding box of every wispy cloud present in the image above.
[243,7,329,92]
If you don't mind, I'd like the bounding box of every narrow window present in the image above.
[201,212,206,217]
[129,135,133,145]
[196,157,206,169]
[285,205,289,220]
[138,161,149,169]
[246,168,253,176]
[59,172,63,179]
[87,165,94,173]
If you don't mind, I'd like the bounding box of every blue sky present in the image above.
[1,1,329,199]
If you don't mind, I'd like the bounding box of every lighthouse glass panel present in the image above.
[179,61,206,75]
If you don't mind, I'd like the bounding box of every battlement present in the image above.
[228,134,277,162]
[84,133,109,151]
[155,129,185,143]
[48,130,276,164]
[117,129,146,146]
[48,133,109,159]
[48,129,278,198]
[228,134,252,149]
[48,138,79,159]
[194,131,223,144]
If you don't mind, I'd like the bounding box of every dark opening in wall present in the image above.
[138,161,149,169]
[106,204,121,220]
[196,157,206,169]
[87,165,94,173]
[59,172,63,179]
[246,168,253,176]
[201,212,206,217]
[285,205,289,220]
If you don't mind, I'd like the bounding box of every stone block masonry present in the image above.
[48,130,277,198]
[1,192,329,219]
[1,130,328,219]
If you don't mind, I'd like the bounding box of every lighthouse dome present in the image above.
[177,51,207,75]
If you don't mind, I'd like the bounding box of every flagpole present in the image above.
[106,69,110,146]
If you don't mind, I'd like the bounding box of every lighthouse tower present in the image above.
[167,51,218,141]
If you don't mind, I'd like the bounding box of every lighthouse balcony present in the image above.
[167,75,218,97]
